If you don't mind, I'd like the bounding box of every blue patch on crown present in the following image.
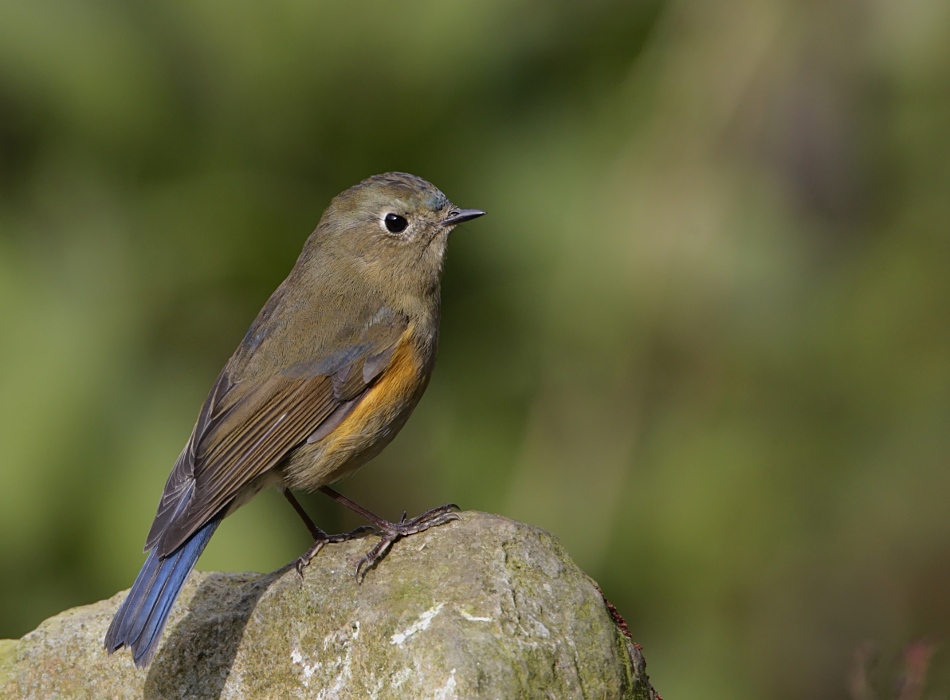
[426,192,447,211]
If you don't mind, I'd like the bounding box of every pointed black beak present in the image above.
[442,208,486,226]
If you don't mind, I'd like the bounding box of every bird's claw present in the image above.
[294,524,378,578]
[353,504,461,582]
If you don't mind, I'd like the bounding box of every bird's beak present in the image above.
[442,208,486,226]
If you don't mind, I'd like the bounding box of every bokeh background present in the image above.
[1,0,949,697]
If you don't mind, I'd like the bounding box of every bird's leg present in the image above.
[318,486,460,581]
[281,488,375,576]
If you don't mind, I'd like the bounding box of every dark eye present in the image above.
[384,213,408,233]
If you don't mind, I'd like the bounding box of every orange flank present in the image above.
[334,335,424,443]
[285,332,427,490]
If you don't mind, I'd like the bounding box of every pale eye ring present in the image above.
[383,213,409,234]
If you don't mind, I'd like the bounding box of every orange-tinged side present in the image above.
[284,330,428,490]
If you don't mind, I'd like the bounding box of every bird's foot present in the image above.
[354,503,460,582]
[294,525,376,577]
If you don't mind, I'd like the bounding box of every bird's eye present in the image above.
[383,213,409,234]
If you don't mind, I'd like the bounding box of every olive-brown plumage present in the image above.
[105,172,484,666]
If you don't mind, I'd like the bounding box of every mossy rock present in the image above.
[1,512,657,699]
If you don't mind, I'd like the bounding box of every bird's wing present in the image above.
[145,311,410,558]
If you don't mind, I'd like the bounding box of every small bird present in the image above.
[104,172,484,667]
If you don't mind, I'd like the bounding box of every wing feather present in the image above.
[146,310,410,558]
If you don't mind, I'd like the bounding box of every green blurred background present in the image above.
[1,0,949,697]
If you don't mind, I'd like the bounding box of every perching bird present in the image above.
[104,172,484,666]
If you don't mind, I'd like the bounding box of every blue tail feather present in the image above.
[105,516,221,667]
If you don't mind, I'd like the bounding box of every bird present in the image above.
[104,172,485,667]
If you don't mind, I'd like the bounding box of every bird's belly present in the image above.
[281,338,429,491]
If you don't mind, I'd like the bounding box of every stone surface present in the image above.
[1,512,657,699]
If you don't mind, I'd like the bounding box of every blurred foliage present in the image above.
[1,0,949,697]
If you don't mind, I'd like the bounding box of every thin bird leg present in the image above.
[318,486,460,581]
[281,488,375,576]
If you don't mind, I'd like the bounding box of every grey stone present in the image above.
[1,512,657,699]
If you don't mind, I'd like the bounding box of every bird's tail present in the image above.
[104,516,221,667]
